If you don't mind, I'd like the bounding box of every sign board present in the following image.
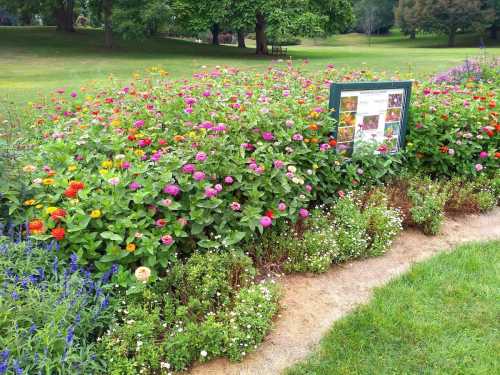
[329,81,412,156]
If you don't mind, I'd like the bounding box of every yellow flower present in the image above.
[99,169,109,176]
[90,209,102,219]
[126,243,136,252]
[101,160,113,169]
[36,204,43,209]
[68,165,77,172]
[111,119,121,127]
[23,165,37,173]
[42,178,55,185]
[46,207,58,214]
[134,149,145,157]
[23,199,36,206]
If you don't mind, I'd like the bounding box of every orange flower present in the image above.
[126,243,136,252]
[310,138,319,144]
[495,152,500,159]
[28,219,45,234]
[69,181,85,191]
[308,123,319,131]
[173,135,185,142]
[297,99,305,105]
[51,227,65,241]
[439,145,449,153]
[64,188,78,198]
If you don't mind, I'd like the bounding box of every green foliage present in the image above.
[0,238,113,374]
[474,190,497,212]
[408,177,449,235]
[98,251,279,373]
[353,0,397,34]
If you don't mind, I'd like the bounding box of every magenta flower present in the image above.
[70,92,77,98]
[479,151,488,158]
[195,152,207,162]
[230,202,241,211]
[204,187,218,198]
[163,184,181,196]
[121,161,131,170]
[260,216,272,228]
[182,163,196,174]
[224,176,234,184]
[161,234,174,245]
[129,181,142,191]
[193,171,206,181]
[155,219,167,228]
[262,132,274,141]
[214,184,223,192]
[134,120,145,128]
[299,208,309,219]
[278,202,287,212]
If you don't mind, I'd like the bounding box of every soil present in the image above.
[188,208,500,375]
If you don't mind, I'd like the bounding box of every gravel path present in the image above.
[189,209,500,375]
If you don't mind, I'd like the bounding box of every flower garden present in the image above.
[0,59,499,374]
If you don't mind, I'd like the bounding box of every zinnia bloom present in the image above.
[193,171,206,181]
[163,184,181,196]
[135,266,151,283]
[126,243,136,252]
[195,152,207,162]
[230,202,241,211]
[28,220,45,234]
[260,216,272,228]
[161,234,174,245]
[51,227,65,241]
[90,209,101,219]
[262,132,274,141]
[278,202,287,211]
[299,208,309,218]
[129,181,142,191]
[50,208,66,221]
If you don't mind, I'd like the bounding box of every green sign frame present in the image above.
[329,81,412,156]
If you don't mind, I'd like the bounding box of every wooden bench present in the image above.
[270,45,288,56]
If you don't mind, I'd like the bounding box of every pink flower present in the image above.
[182,163,196,174]
[195,152,207,162]
[475,163,483,172]
[273,160,284,169]
[262,132,274,141]
[285,119,295,127]
[299,208,309,219]
[230,202,241,211]
[70,92,77,98]
[278,202,287,211]
[305,184,312,192]
[214,184,223,192]
[260,216,272,228]
[108,177,120,186]
[121,161,131,169]
[204,187,218,198]
[224,176,234,184]
[161,234,174,245]
[163,184,181,196]
[129,181,142,191]
[479,151,488,159]
[159,199,172,207]
[292,133,303,141]
[193,171,206,181]
[134,120,145,128]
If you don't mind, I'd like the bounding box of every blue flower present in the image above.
[69,253,78,273]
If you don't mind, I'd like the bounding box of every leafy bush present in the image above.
[97,251,279,373]
[0,237,114,374]
[408,177,449,235]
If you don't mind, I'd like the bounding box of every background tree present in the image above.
[417,0,495,46]
[353,0,397,35]
[395,0,420,39]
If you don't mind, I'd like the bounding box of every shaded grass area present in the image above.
[1,27,499,106]
[286,241,500,375]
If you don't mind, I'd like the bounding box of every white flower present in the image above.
[200,350,208,357]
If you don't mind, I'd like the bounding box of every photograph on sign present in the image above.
[330,81,411,157]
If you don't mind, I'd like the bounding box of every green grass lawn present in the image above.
[1,27,499,106]
[286,241,500,375]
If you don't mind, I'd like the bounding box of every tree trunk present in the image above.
[104,0,113,48]
[54,0,75,32]
[410,30,416,39]
[237,29,246,48]
[54,2,65,31]
[211,23,220,45]
[447,28,456,47]
[255,12,267,55]
[64,0,75,32]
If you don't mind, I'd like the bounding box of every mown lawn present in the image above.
[286,241,500,375]
[0,27,499,106]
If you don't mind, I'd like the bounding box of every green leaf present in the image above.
[100,231,123,242]
[198,239,221,248]
[222,231,246,246]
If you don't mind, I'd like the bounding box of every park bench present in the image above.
[270,45,288,56]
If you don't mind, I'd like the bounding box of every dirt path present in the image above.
[189,209,500,375]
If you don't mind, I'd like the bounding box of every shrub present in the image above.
[97,251,279,373]
[474,191,497,212]
[363,200,402,256]
[283,210,338,273]
[0,237,114,374]
[331,195,369,261]
[408,177,449,235]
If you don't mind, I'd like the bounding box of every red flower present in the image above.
[439,145,449,154]
[51,227,65,241]
[50,208,67,221]
[328,139,337,147]
[495,152,500,159]
[128,134,136,141]
[28,219,45,234]
[64,188,78,198]
[69,181,85,191]
[489,101,496,108]
[265,210,274,219]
